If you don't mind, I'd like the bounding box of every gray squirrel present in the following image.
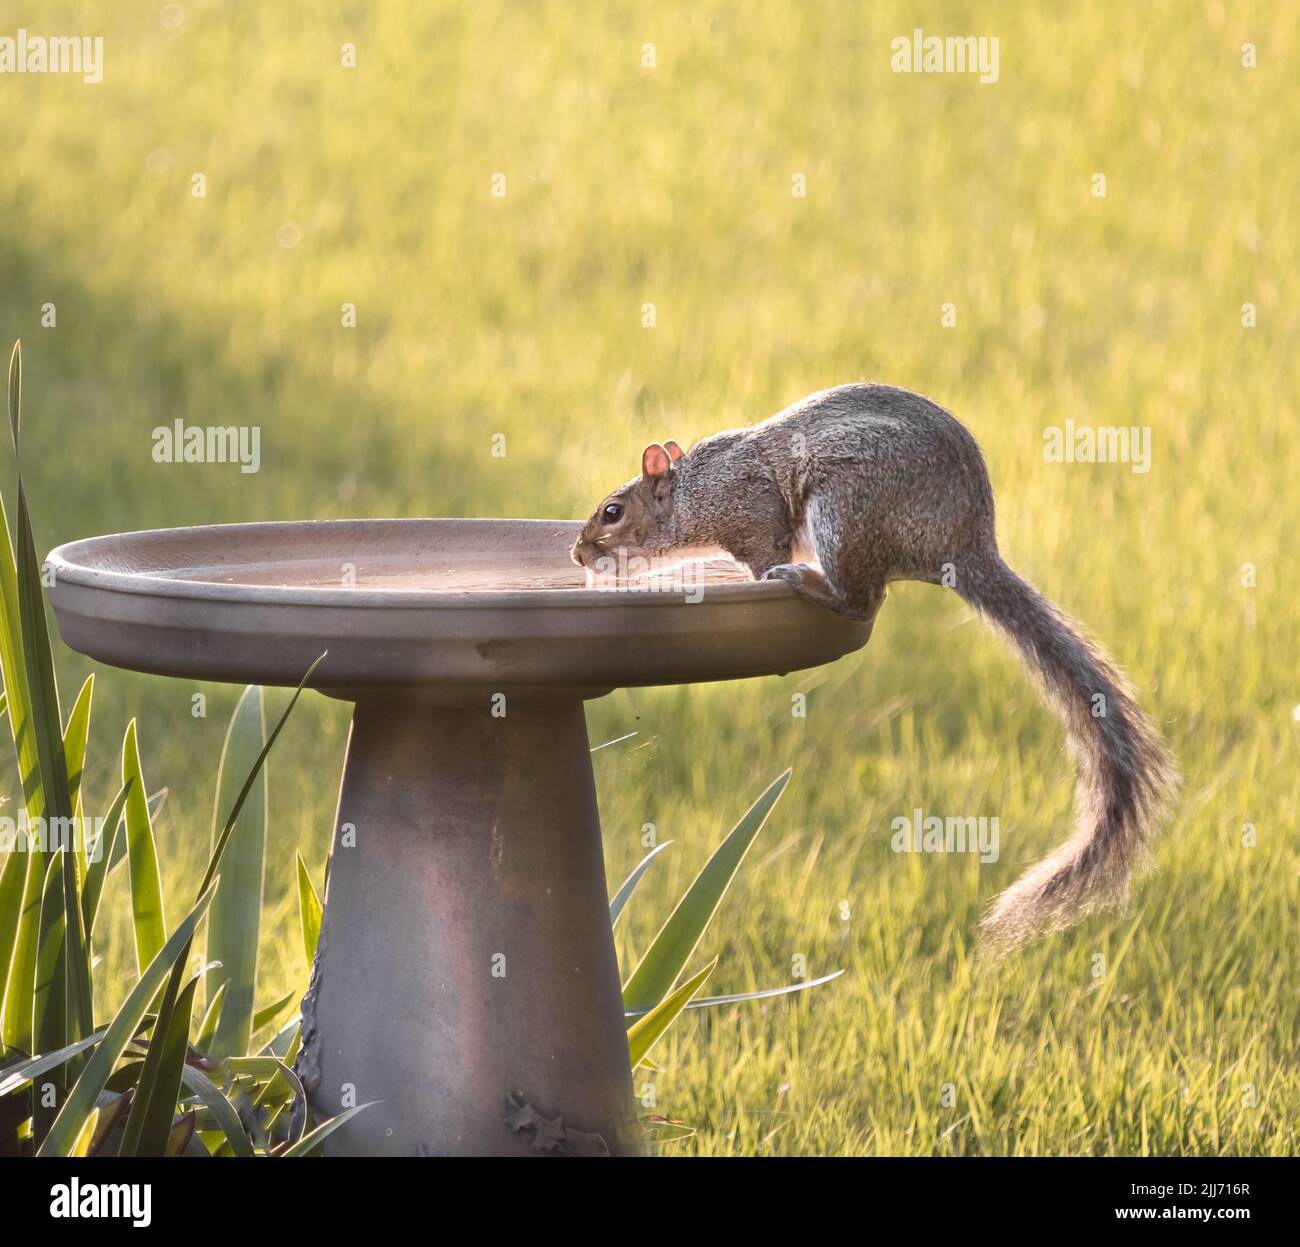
[571,382,1177,952]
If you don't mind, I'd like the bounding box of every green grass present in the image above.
[1,0,1296,1154]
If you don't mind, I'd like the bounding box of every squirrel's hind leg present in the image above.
[766,496,889,621]
[760,563,881,622]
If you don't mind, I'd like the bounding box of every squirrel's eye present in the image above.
[601,503,624,523]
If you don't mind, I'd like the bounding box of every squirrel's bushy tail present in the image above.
[955,551,1178,954]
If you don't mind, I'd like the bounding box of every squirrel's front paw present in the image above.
[762,563,809,588]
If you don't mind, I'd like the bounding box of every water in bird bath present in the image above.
[180,553,751,593]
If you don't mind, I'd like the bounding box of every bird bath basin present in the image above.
[46,518,873,1155]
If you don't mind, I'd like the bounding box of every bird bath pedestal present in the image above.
[47,519,872,1155]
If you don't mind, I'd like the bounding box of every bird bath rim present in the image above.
[45,518,875,704]
[45,517,798,611]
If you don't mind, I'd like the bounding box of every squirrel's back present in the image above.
[745,383,996,563]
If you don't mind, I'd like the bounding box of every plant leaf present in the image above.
[256,1015,301,1059]
[0,1026,110,1095]
[70,1106,99,1156]
[608,839,672,929]
[82,778,131,935]
[86,1088,134,1156]
[63,678,95,995]
[621,770,790,1015]
[200,658,324,903]
[7,344,90,1049]
[120,720,166,974]
[253,1024,300,1108]
[178,1063,255,1157]
[224,1055,282,1079]
[627,958,716,1069]
[296,851,322,968]
[194,980,226,1054]
[0,853,43,1057]
[37,878,218,1157]
[0,366,42,1055]
[280,1101,376,1157]
[119,973,200,1156]
[61,675,93,818]
[98,786,160,886]
[0,848,28,1039]
[272,1059,307,1143]
[251,990,295,1037]
[165,1111,197,1156]
[624,968,845,1019]
[111,660,321,1153]
[31,852,67,1142]
[205,686,268,1061]
[0,380,42,1052]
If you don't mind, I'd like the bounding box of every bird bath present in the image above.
[46,518,873,1155]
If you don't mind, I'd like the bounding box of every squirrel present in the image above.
[571,382,1177,953]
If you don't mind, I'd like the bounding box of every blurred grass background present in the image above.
[0,0,1296,1154]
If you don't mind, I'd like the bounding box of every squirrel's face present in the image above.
[570,441,685,572]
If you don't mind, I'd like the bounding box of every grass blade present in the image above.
[627,958,716,1069]
[120,720,166,973]
[205,686,268,1061]
[37,878,218,1157]
[296,851,322,968]
[609,839,672,929]
[621,769,791,1015]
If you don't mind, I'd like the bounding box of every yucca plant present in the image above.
[0,342,838,1155]
[0,342,349,1156]
[611,769,842,1141]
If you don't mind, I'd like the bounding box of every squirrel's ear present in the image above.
[641,443,672,479]
[663,439,685,462]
